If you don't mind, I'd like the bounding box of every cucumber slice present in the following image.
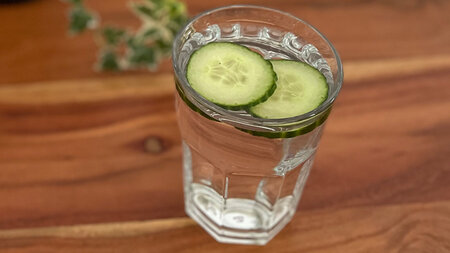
[249,60,328,119]
[186,42,277,110]
[177,75,330,139]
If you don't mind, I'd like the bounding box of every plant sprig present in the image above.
[62,0,188,71]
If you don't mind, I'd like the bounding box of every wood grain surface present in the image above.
[1,202,449,253]
[0,0,449,252]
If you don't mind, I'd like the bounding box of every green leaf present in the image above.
[98,50,120,71]
[133,4,159,19]
[63,0,188,71]
[149,0,165,9]
[154,38,171,54]
[166,1,188,34]
[127,38,157,67]
[142,28,160,39]
[102,27,126,45]
[69,6,96,34]
[126,37,138,49]
[167,0,186,17]
[171,14,187,25]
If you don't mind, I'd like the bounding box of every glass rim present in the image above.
[172,4,343,128]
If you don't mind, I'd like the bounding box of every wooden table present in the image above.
[1,0,449,252]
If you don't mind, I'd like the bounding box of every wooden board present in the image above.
[0,0,449,252]
[1,202,449,252]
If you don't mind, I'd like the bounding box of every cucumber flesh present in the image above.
[186,42,277,110]
[249,60,328,119]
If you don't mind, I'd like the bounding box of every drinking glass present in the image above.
[172,5,343,245]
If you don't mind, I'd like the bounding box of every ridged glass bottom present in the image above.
[185,183,295,245]
[182,141,315,245]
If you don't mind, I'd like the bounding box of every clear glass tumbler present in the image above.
[173,5,343,245]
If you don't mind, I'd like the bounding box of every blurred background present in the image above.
[2,0,448,84]
[0,0,449,252]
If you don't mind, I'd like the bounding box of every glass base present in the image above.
[184,183,296,245]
